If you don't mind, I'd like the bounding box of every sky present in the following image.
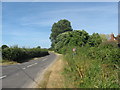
[1,0,120,2]
[2,2,118,48]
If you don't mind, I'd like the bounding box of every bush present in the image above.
[2,47,49,63]
[99,41,118,48]
[88,33,102,47]
[63,45,119,88]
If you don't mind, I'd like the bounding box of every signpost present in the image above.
[72,48,76,57]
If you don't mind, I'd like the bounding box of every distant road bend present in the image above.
[1,52,57,88]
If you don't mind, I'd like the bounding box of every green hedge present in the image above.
[87,41,120,65]
[59,41,119,65]
[2,47,49,63]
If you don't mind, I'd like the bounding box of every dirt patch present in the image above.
[37,54,65,88]
[46,56,65,88]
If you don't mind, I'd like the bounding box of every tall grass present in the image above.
[62,42,120,88]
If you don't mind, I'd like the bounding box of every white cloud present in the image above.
[19,4,117,28]
[20,19,56,27]
[2,2,118,48]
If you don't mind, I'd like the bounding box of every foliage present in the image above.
[55,33,119,88]
[99,41,118,48]
[2,46,49,63]
[63,45,119,88]
[49,19,119,88]
[50,19,102,51]
[115,34,120,44]
[54,30,90,52]
[53,30,103,53]
[50,19,73,47]
[1,45,9,49]
[88,46,119,65]
[99,34,110,42]
[88,33,102,47]
[36,46,41,49]
[51,30,119,88]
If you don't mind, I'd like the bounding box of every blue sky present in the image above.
[2,2,118,48]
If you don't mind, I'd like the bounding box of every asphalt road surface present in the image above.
[1,52,57,88]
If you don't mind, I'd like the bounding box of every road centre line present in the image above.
[27,63,37,68]
[42,58,47,61]
[0,75,7,79]
[22,68,26,69]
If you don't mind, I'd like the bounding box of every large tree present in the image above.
[54,30,90,52]
[50,19,73,43]
[1,45,9,49]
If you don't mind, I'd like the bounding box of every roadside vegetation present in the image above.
[62,44,119,88]
[1,45,49,63]
[49,19,120,88]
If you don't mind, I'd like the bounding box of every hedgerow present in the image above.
[2,47,49,63]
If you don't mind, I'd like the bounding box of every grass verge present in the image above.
[37,53,65,88]
[0,59,18,65]
[0,57,42,66]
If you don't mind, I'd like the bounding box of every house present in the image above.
[110,33,120,47]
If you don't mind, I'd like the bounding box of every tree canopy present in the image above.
[88,33,102,47]
[50,19,73,43]
[49,19,103,52]
[54,30,90,52]
[1,45,9,49]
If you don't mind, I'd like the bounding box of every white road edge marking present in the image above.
[0,75,7,79]
[27,63,37,68]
